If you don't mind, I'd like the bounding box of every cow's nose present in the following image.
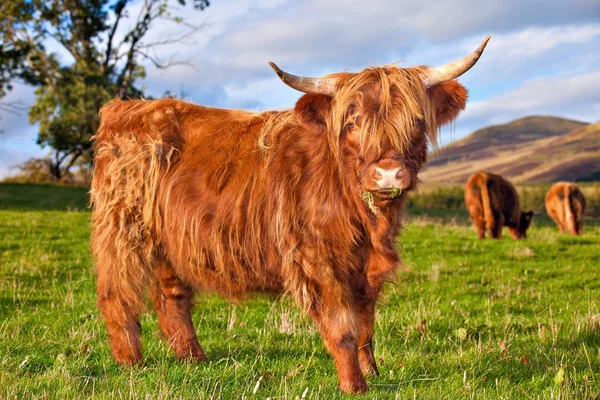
[374,167,405,189]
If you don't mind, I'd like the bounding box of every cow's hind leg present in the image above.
[473,218,486,239]
[489,224,502,239]
[575,219,583,235]
[488,214,502,239]
[96,252,147,365]
[150,262,207,361]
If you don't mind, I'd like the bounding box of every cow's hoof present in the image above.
[358,350,380,376]
[360,363,380,377]
[339,376,368,395]
[114,351,143,366]
[174,343,208,362]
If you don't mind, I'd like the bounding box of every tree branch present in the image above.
[137,50,196,70]
[63,150,83,174]
[103,0,129,74]
[21,31,60,89]
[116,0,156,91]
[0,100,27,115]
[136,21,206,49]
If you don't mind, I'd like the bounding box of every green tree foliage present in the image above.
[0,0,210,180]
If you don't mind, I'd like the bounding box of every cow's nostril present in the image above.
[396,168,405,179]
[373,169,383,180]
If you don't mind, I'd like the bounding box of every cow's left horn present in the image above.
[421,36,491,87]
[268,62,337,96]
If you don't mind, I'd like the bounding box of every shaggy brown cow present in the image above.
[465,171,533,239]
[545,182,586,235]
[91,37,490,394]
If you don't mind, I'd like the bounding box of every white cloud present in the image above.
[457,70,600,131]
[403,24,600,89]
[485,24,600,58]
[224,76,298,110]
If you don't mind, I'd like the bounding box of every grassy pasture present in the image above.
[0,183,599,399]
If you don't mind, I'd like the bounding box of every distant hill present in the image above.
[421,116,600,183]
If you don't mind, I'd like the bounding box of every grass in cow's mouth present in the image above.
[1,183,599,399]
[361,191,380,214]
[390,187,402,198]
[360,191,373,204]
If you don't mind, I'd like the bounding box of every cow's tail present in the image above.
[480,178,496,233]
[91,135,178,313]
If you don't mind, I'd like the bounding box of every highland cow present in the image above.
[545,182,585,235]
[465,171,532,239]
[90,37,490,394]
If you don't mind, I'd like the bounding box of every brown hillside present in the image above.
[421,116,599,183]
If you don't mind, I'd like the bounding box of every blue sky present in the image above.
[1,0,599,177]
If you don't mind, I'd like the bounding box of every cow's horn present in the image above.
[421,36,491,87]
[268,62,337,96]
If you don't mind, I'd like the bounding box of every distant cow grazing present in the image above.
[545,182,585,235]
[465,171,533,239]
[91,38,490,394]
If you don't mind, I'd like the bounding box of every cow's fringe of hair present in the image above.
[330,66,438,159]
[257,67,438,163]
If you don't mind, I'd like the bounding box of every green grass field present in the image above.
[1,183,599,399]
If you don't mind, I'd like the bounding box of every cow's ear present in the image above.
[294,94,332,131]
[427,80,468,126]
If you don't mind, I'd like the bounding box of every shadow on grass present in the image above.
[0,183,89,211]
[366,328,600,397]
[0,296,52,313]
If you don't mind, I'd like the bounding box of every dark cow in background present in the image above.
[465,171,533,239]
[545,182,586,235]
[91,37,490,394]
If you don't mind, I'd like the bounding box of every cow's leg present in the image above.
[474,218,486,239]
[495,227,502,239]
[150,262,207,361]
[96,252,146,365]
[489,215,502,239]
[487,222,496,238]
[575,220,583,235]
[310,306,367,394]
[357,299,379,376]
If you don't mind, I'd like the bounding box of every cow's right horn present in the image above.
[269,62,337,96]
[421,36,491,87]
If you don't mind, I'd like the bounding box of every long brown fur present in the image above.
[91,66,468,394]
[464,171,533,239]
[545,182,586,235]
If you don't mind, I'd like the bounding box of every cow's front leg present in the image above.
[311,307,367,394]
[357,299,379,376]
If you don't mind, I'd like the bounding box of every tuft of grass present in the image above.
[0,183,599,399]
